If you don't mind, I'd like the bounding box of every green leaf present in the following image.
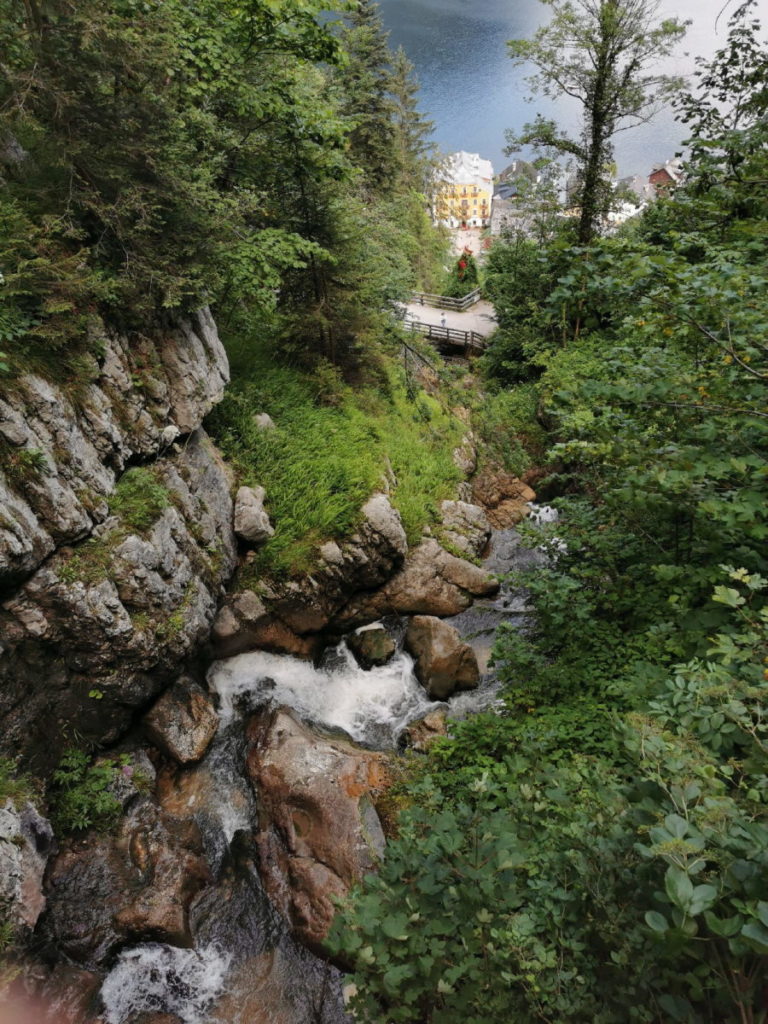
[741,921,768,953]
[665,866,693,911]
[645,910,669,933]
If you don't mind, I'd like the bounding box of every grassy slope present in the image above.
[207,333,466,579]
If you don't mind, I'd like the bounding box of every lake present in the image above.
[377,0,747,177]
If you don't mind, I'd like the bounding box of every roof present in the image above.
[440,151,494,188]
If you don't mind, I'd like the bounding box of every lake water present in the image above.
[377,0,751,177]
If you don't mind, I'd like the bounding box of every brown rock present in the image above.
[404,710,448,751]
[337,539,498,626]
[471,466,536,528]
[211,590,318,659]
[439,499,491,558]
[144,678,219,765]
[405,616,480,699]
[347,623,397,668]
[39,800,210,967]
[246,709,389,953]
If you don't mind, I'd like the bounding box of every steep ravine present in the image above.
[0,312,543,1023]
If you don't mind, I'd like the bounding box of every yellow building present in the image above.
[433,151,494,228]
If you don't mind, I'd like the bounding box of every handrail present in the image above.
[411,287,481,312]
[405,319,486,356]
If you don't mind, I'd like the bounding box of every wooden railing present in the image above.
[411,287,481,312]
[405,320,486,356]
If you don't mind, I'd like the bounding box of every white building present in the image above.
[433,151,494,228]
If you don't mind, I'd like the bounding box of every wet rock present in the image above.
[0,799,54,931]
[266,494,408,635]
[144,679,219,765]
[346,623,397,669]
[0,431,237,771]
[211,590,318,660]
[246,709,388,953]
[439,499,491,558]
[39,799,210,967]
[403,709,448,751]
[129,1015,183,1024]
[405,616,480,699]
[337,539,499,625]
[233,485,274,546]
[471,466,536,528]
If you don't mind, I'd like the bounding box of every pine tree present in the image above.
[389,46,435,192]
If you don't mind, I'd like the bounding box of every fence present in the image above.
[411,287,481,312]
[405,320,485,357]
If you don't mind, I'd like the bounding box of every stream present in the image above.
[97,506,555,1024]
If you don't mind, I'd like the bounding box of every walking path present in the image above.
[404,299,497,339]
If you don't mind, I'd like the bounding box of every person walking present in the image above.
[440,314,447,329]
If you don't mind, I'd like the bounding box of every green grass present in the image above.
[208,335,465,578]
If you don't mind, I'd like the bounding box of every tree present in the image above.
[507,0,686,243]
[389,46,436,193]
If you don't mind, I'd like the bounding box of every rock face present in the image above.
[246,709,388,953]
[439,499,491,558]
[471,467,536,528]
[233,485,274,545]
[144,678,219,765]
[39,798,210,968]
[215,494,408,656]
[347,622,397,669]
[0,799,54,932]
[337,538,499,625]
[405,615,480,699]
[0,430,236,770]
[0,309,228,588]
[404,709,449,751]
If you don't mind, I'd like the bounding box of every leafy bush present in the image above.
[49,749,126,833]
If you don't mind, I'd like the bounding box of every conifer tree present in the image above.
[389,46,435,192]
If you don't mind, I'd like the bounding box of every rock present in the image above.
[347,623,397,669]
[210,590,318,660]
[40,799,210,967]
[267,493,408,635]
[246,709,388,953]
[404,709,448,751]
[452,434,478,476]
[144,679,219,765]
[0,799,54,932]
[336,539,499,626]
[0,309,228,588]
[405,616,480,699]
[471,466,536,528]
[253,412,276,431]
[0,431,237,771]
[233,485,274,546]
[439,499,491,558]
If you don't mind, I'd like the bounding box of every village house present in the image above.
[433,151,494,228]
[648,157,684,195]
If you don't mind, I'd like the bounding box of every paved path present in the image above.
[404,299,497,338]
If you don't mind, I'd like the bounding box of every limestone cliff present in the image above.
[0,310,237,770]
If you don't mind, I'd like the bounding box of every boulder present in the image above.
[452,435,477,476]
[0,799,54,932]
[405,616,480,699]
[233,485,274,545]
[439,499,491,558]
[471,466,536,528]
[253,412,276,431]
[210,590,318,660]
[266,493,408,635]
[336,539,499,626]
[143,678,219,764]
[347,623,397,669]
[403,709,449,751]
[246,709,388,953]
[40,799,210,967]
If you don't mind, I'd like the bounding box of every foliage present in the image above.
[109,467,169,535]
[208,333,463,577]
[0,757,33,805]
[443,248,480,299]
[49,748,126,833]
[508,0,687,242]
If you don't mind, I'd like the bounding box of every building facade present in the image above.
[433,151,494,228]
